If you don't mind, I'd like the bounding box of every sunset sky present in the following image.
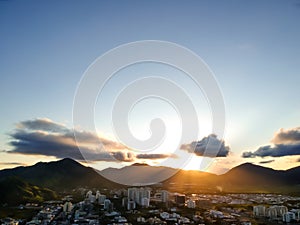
[1,0,300,174]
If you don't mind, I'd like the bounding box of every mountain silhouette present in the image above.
[1,159,300,194]
[0,158,121,191]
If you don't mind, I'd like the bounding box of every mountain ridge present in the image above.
[1,159,300,194]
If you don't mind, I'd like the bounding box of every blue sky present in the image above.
[1,0,300,173]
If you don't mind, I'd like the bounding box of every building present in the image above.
[97,194,106,204]
[174,194,186,206]
[63,202,73,213]
[290,209,300,221]
[266,205,288,219]
[104,199,111,210]
[253,205,266,217]
[161,190,169,203]
[283,212,296,223]
[127,187,151,205]
[186,200,196,208]
[127,200,136,210]
[141,197,150,208]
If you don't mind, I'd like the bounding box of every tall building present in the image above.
[141,197,150,208]
[128,188,138,201]
[253,205,266,217]
[174,194,186,206]
[104,199,111,210]
[266,205,288,219]
[127,187,151,205]
[161,190,169,203]
[63,202,73,213]
[127,200,136,210]
[283,212,296,223]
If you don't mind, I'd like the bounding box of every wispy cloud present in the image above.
[136,153,176,159]
[259,160,275,164]
[0,162,27,166]
[181,134,230,157]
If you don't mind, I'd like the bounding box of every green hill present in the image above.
[0,176,57,206]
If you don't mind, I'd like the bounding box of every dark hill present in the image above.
[0,158,121,191]
[1,159,300,194]
[0,177,57,206]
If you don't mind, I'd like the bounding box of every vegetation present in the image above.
[0,176,57,206]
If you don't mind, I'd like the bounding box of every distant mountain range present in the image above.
[0,158,300,205]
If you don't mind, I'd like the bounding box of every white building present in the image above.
[283,212,296,223]
[127,187,151,205]
[63,202,73,213]
[253,205,266,217]
[141,197,150,208]
[127,200,136,210]
[186,200,196,208]
[266,205,288,219]
[161,190,169,202]
[290,209,300,221]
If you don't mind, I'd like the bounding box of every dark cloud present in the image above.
[8,118,181,163]
[272,127,300,144]
[242,144,300,158]
[181,134,230,157]
[136,153,175,159]
[259,160,275,164]
[112,151,135,162]
[242,127,300,158]
[8,119,130,162]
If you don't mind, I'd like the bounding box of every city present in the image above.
[2,187,300,225]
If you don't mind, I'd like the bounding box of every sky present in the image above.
[1,0,300,174]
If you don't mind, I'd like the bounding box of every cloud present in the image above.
[8,118,131,162]
[0,162,27,166]
[136,153,176,159]
[242,144,300,158]
[17,118,68,133]
[242,127,300,158]
[112,151,135,162]
[181,134,230,157]
[8,118,179,163]
[259,160,275,164]
[272,127,300,144]
[297,158,300,163]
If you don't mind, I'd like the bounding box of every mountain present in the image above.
[215,163,284,192]
[100,164,177,186]
[1,159,300,195]
[0,158,121,191]
[0,176,57,206]
[100,162,300,193]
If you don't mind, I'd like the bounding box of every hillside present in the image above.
[0,177,57,206]
[0,158,121,191]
